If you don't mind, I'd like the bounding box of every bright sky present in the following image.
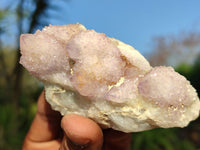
[48,0,200,56]
[1,0,200,56]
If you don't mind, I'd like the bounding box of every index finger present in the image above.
[24,91,62,142]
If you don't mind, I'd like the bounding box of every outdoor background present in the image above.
[0,0,200,150]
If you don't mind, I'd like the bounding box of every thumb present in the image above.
[60,114,103,150]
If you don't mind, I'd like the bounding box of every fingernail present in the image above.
[65,134,90,150]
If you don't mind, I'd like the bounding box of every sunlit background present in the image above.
[0,0,200,149]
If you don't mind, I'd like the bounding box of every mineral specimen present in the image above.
[20,23,200,133]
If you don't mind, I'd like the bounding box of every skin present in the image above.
[23,91,132,150]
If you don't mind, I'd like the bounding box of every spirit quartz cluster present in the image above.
[20,23,200,132]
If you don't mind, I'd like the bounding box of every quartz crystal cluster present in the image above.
[20,23,200,132]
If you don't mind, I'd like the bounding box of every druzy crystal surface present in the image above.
[20,23,200,132]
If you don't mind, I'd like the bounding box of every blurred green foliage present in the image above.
[0,103,36,150]
[0,87,40,150]
[131,128,196,150]
[0,49,42,149]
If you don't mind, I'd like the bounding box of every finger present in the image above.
[60,114,103,150]
[59,133,90,150]
[103,129,132,150]
[23,91,62,149]
[23,140,61,150]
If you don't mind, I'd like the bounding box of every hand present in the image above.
[23,91,132,150]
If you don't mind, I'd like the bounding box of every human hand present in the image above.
[22,91,132,150]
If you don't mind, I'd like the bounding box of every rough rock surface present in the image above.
[20,23,200,133]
